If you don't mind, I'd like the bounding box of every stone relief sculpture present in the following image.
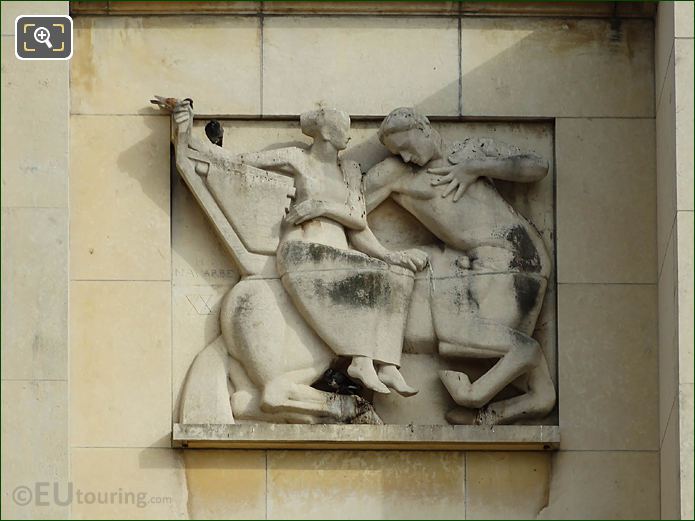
[152,96,556,427]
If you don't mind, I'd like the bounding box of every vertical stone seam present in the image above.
[656,40,674,119]
[170,135,175,433]
[259,11,265,117]
[463,451,467,519]
[265,450,269,519]
[457,16,463,116]
[65,0,72,514]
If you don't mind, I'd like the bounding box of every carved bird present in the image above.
[205,120,224,146]
[149,95,194,111]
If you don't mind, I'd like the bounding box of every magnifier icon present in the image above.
[33,26,52,49]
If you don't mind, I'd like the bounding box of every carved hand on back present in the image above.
[382,248,429,272]
[428,162,479,202]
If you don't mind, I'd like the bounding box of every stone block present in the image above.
[658,230,679,440]
[1,36,68,208]
[655,1,674,108]
[675,0,694,38]
[1,381,68,520]
[539,452,659,519]
[677,211,694,384]
[70,115,170,281]
[262,2,458,15]
[1,208,67,380]
[680,383,694,519]
[461,18,654,117]
[660,408,681,520]
[675,39,694,211]
[70,16,261,115]
[262,17,459,116]
[70,448,188,519]
[70,281,172,447]
[558,284,658,450]
[466,452,551,519]
[656,55,677,272]
[1,1,67,35]
[556,118,656,283]
[182,450,266,519]
[267,450,465,519]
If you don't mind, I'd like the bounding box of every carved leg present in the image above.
[261,369,381,424]
[476,355,556,425]
[438,319,541,409]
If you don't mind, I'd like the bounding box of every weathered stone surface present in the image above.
[1,36,68,208]
[675,39,694,212]
[558,284,657,450]
[183,450,267,519]
[162,99,558,433]
[1,1,68,35]
[677,211,694,384]
[70,116,171,281]
[71,448,188,519]
[556,118,656,283]
[659,230,679,441]
[680,383,694,519]
[70,281,172,448]
[267,450,465,519]
[173,284,232,421]
[71,16,261,115]
[661,408,682,520]
[656,51,678,271]
[539,452,660,519]
[461,18,654,117]
[173,423,560,449]
[1,208,68,380]
[262,17,459,116]
[675,0,695,38]
[466,452,551,519]
[1,381,68,520]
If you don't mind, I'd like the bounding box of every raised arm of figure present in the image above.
[429,138,549,202]
[362,157,411,212]
[171,101,302,176]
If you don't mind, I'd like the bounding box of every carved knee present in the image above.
[519,342,541,369]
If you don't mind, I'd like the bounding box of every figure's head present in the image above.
[378,107,439,166]
[300,108,351,150]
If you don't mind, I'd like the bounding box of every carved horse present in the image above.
[167,101,554,426]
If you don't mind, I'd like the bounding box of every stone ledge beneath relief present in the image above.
[173,423,560,451]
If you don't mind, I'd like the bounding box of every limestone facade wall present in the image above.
[2,1,688,518]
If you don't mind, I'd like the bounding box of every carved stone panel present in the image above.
[160,99,558,448]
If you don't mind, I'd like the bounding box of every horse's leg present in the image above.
[476,356,556,425]
[439,332,540,408]
[261,368,381,424]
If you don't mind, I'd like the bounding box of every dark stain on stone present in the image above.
[314,271,392,308]
[513,274,541,317]
[506,225,542,273]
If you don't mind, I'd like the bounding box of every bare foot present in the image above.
[378,364,418,396]
[348,356,390,394]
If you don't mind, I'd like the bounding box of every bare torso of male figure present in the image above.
[365,154,551,278]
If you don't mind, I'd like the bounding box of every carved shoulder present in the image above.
[447,137,524,164]
[363,156,409,193]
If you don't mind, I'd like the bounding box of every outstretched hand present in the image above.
[428,162,479,202]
